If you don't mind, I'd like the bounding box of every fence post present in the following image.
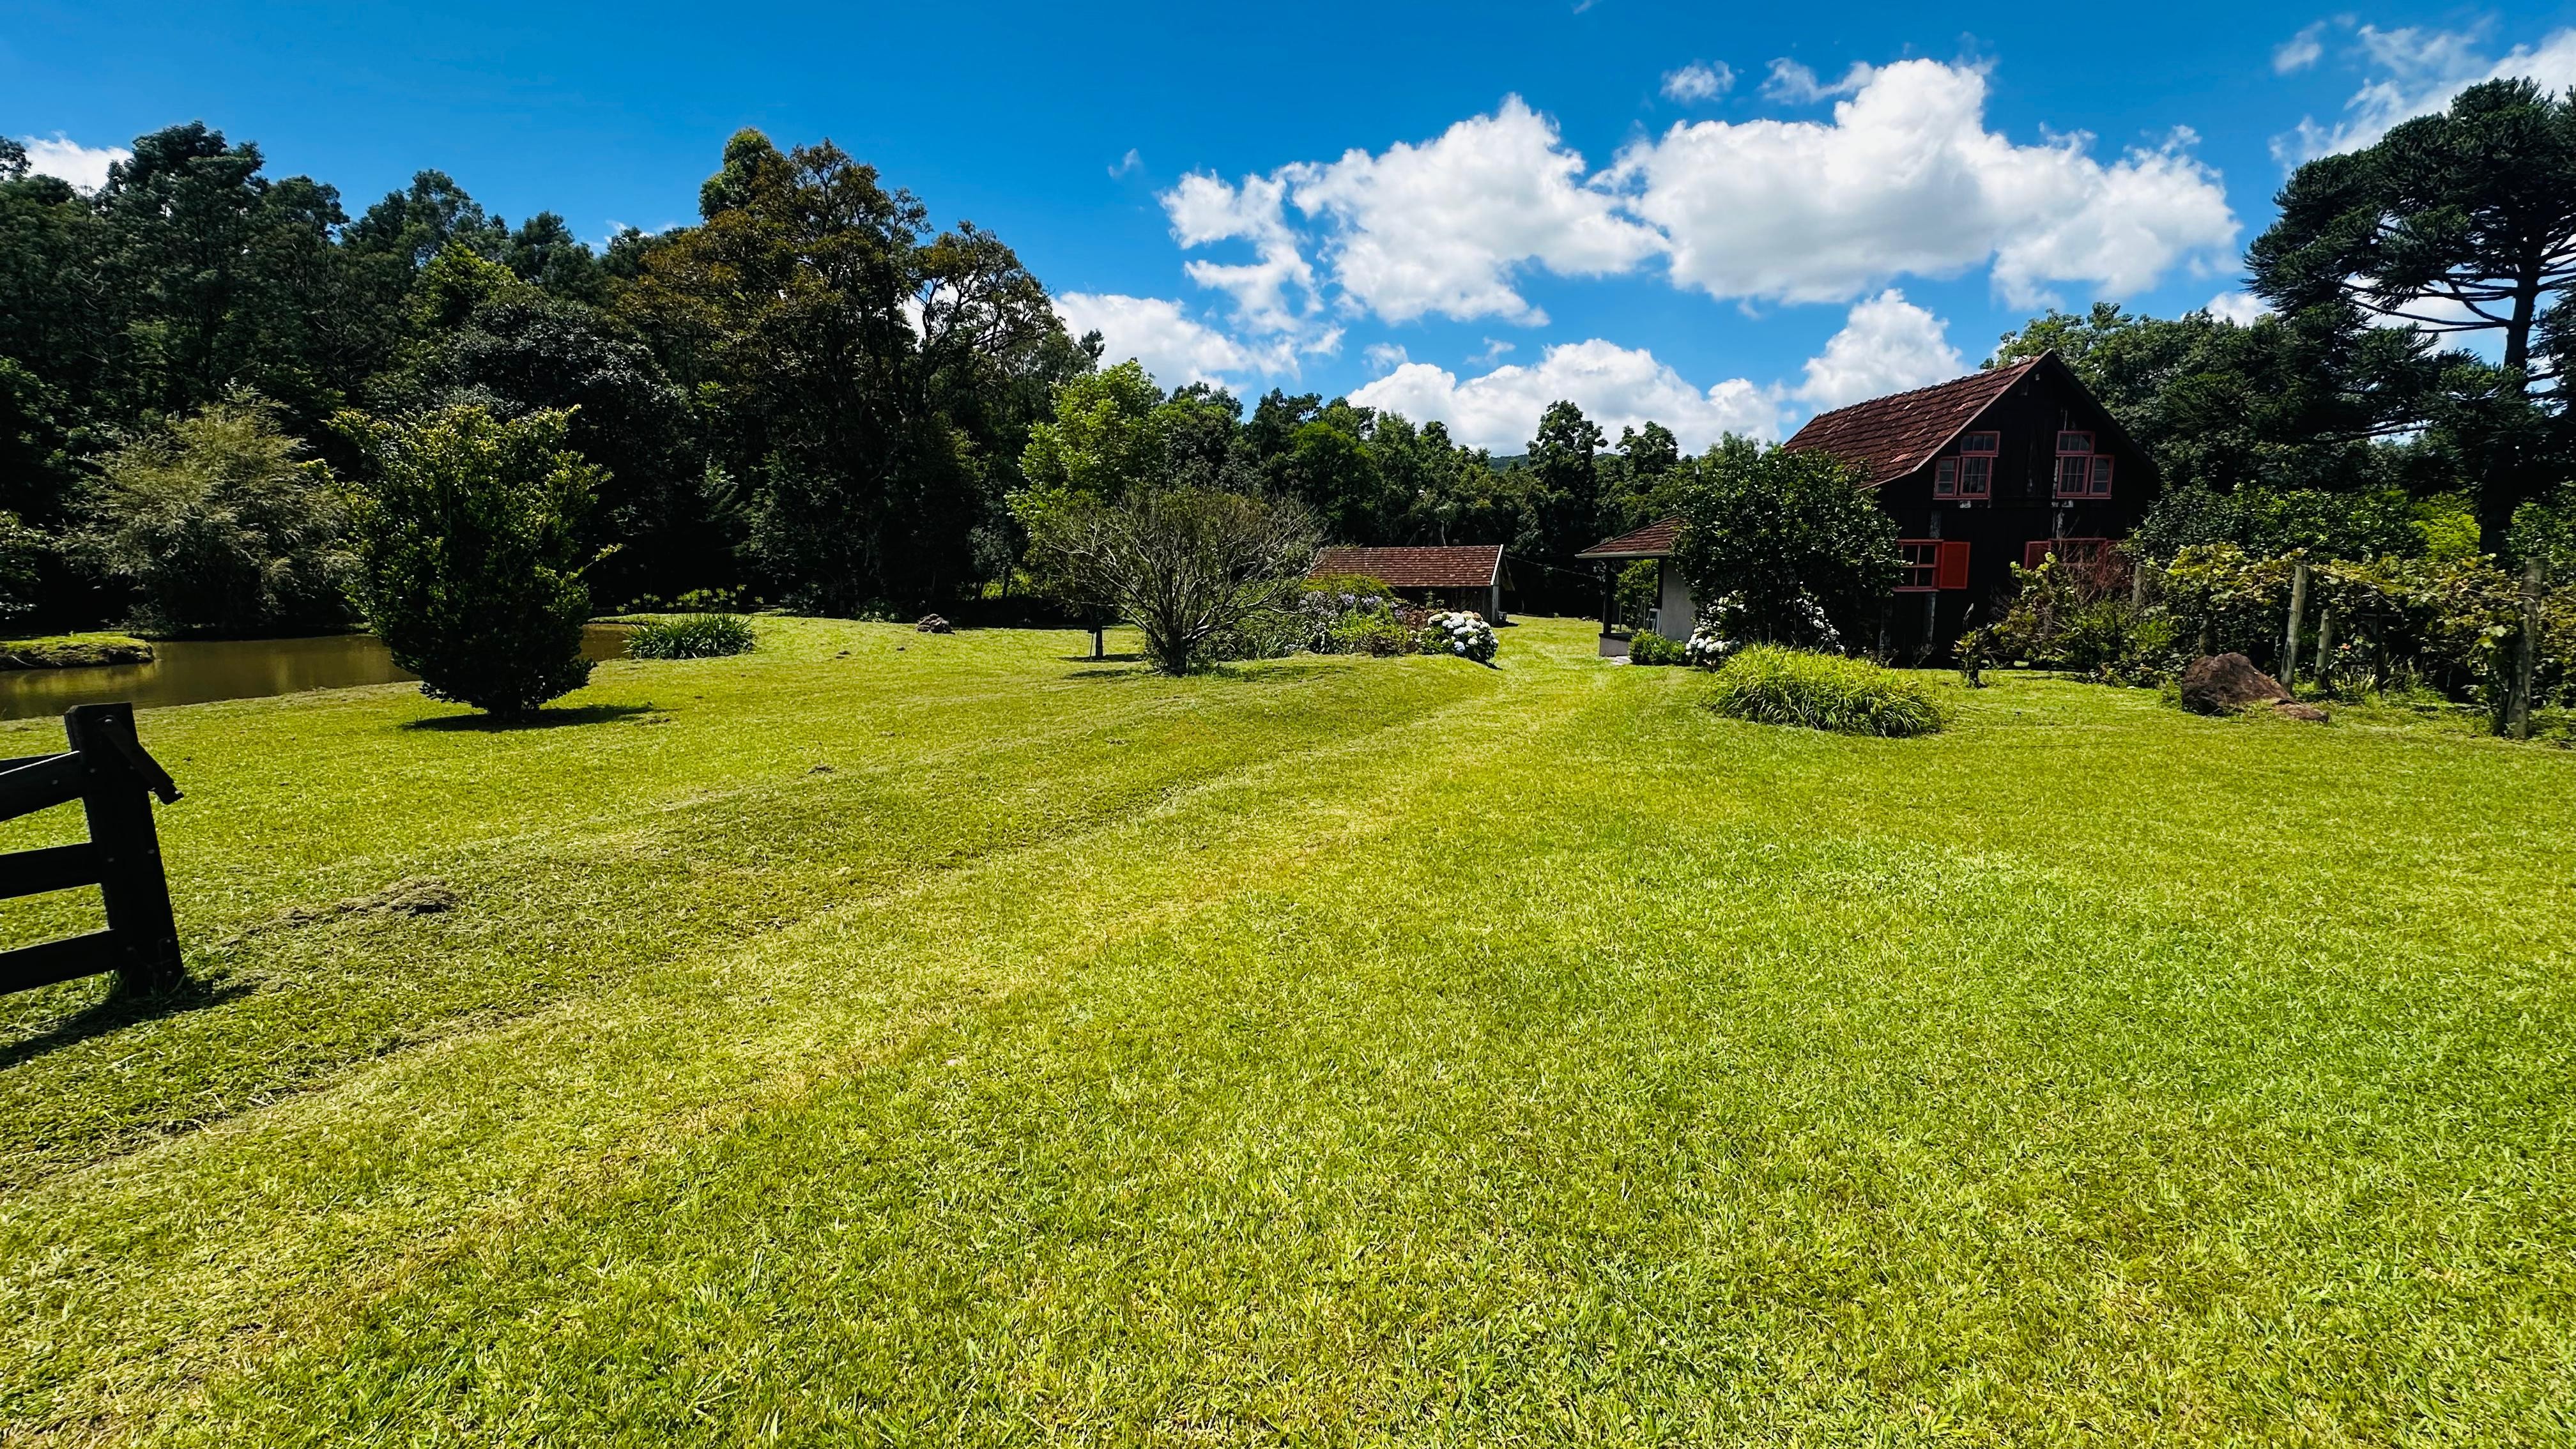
[61,704,185,995]
[2511,559,2543,741]
[2282,562,2310,684]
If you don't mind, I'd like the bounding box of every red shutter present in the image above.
[2023,539,2051,569]
[1936,541,1972,590]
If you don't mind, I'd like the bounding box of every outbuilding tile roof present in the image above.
[1574,518,1682,560]
[1781,354,2045,486]
[1308,544,1504,589]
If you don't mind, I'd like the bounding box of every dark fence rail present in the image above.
[0,703,185,997]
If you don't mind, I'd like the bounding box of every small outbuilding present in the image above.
[1308,544,1510,624]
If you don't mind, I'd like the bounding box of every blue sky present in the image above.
[7,0,2575,450]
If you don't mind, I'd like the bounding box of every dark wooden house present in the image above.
[1309,545,1511,623]
[1578,351,2155,655]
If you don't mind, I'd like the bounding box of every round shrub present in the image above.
[1706,645,1945,737]
[625,613,756,659]
[1418,611,1498,664]
[1626,630,1687,666]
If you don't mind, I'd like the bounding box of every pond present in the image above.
[0,628,632,722]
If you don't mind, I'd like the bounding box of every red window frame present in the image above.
[1938,432,1997,500]
[2054,431,2114,499]
[1896,540,1941,591]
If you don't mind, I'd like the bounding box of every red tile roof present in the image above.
[1781,355,2046,486]
[1309,544,1503,589]
[1575,518,1682,560]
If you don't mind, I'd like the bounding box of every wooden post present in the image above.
[2511,559,2543,741]
[61,704,185,995]
[2283,561,2309,684]
[2316,607,2335,686]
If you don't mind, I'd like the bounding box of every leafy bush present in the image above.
[1671,438,1899,647]
[335,404,603,716]
[1627,630,1687,666]
[1707,645,1945,737]
[1330,611,1420,657]
[76,392,354,636]
[0,511,47,625]
[1418,610,1498,664]
[1983,549,2182,686]
[625,613,756,659]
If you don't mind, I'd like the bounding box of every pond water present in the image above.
[0,627,632,721]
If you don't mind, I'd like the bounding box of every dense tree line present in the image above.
[0,123,1090,630]
[2,79,2567,639]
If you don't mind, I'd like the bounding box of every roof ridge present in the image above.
[1800,352,2042,426]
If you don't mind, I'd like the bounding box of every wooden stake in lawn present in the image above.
[2283,560,2310,684]
[0,703,187,998]
[2511,559,2543,741]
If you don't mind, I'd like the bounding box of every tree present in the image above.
[1991,302,2450,496]
[1672,437,1899,647]
[1020,487,1319,675]
[624,129,1074,612]
[335,404,602,716]
[77,392,353,636]
[1526,401,1606,552]
[385,245,706,602]
[1598,420,1684,536]
[2250,79,2576,546]
[1018,360,1166,501]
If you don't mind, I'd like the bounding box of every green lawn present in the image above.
[3,615,2572,1444]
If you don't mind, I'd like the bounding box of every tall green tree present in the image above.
[384,245,705,602]
[2249,78,2576,546]
[626,129,1073,611]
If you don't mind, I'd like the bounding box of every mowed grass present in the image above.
[2,616,2573,1444]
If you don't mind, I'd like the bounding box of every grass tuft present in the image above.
[622,613,757,660]
[1706,643,1945,736]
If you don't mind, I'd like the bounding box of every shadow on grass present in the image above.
[1059,652,1145,664]
[0,974,250,1070]
[402,703,661,732]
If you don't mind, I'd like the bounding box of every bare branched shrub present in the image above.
[1022,488,1319,675]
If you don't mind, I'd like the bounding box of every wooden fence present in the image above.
[0,703,186,997]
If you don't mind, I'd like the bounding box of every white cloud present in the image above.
[1760,58,1873,103]
[18,134,129,192]
[1052,293,1299,388]
[1265,96,1665,325]
[1363,341,1409,372]
[2273,21,2329,74]
[1613,59,2239,307]
[1661,62,1735,103]
[1350,339,1785,452]
[2278,24,2576,160]
[1160,171,1319,336]
[1110,148,1142,178]
[2205,290,2269,325]
[1797,290,1963,409]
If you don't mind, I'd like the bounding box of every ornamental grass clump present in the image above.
[624,613,757,660]
[1419,611,1498,664]
[1707,645,1945,737]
